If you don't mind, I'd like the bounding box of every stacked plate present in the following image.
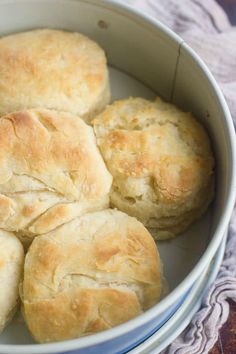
[0,1,235,353]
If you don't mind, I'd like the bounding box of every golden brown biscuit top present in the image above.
[93,97,214,203]
[0,29,109,118]
[22,210,162,342]
[0,109,111,199]
[0,109,112,239]
[23,209,162,309]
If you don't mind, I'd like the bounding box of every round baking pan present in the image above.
[0,1,235,353]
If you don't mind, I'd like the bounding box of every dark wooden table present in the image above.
[209,300,236,354]
[217,0,236,25]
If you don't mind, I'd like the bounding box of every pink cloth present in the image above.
[123,0,236,353]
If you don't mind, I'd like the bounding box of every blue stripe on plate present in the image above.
[117,287,193,354]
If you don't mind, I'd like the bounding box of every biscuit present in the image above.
[0,29,110,122]
[0,230,24,332]
[21,209,163,343]
[0,109,112,244]
[93,97,214,239]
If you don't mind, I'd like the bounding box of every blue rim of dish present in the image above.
[115,288,192,354]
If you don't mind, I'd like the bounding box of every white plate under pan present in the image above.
[129,233,227,354]
[0,1,235,354]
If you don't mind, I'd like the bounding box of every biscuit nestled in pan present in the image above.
[0,109,112,244]
[0,230,24,332]
[21,209,163,343]
[0,29,110,122]
[93,97,214,240]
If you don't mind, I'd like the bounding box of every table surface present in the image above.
[209,300,236,354]
[217,0,236,25]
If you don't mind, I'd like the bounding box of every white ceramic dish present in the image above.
[0,1,235,353]
[129,232,227,354]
